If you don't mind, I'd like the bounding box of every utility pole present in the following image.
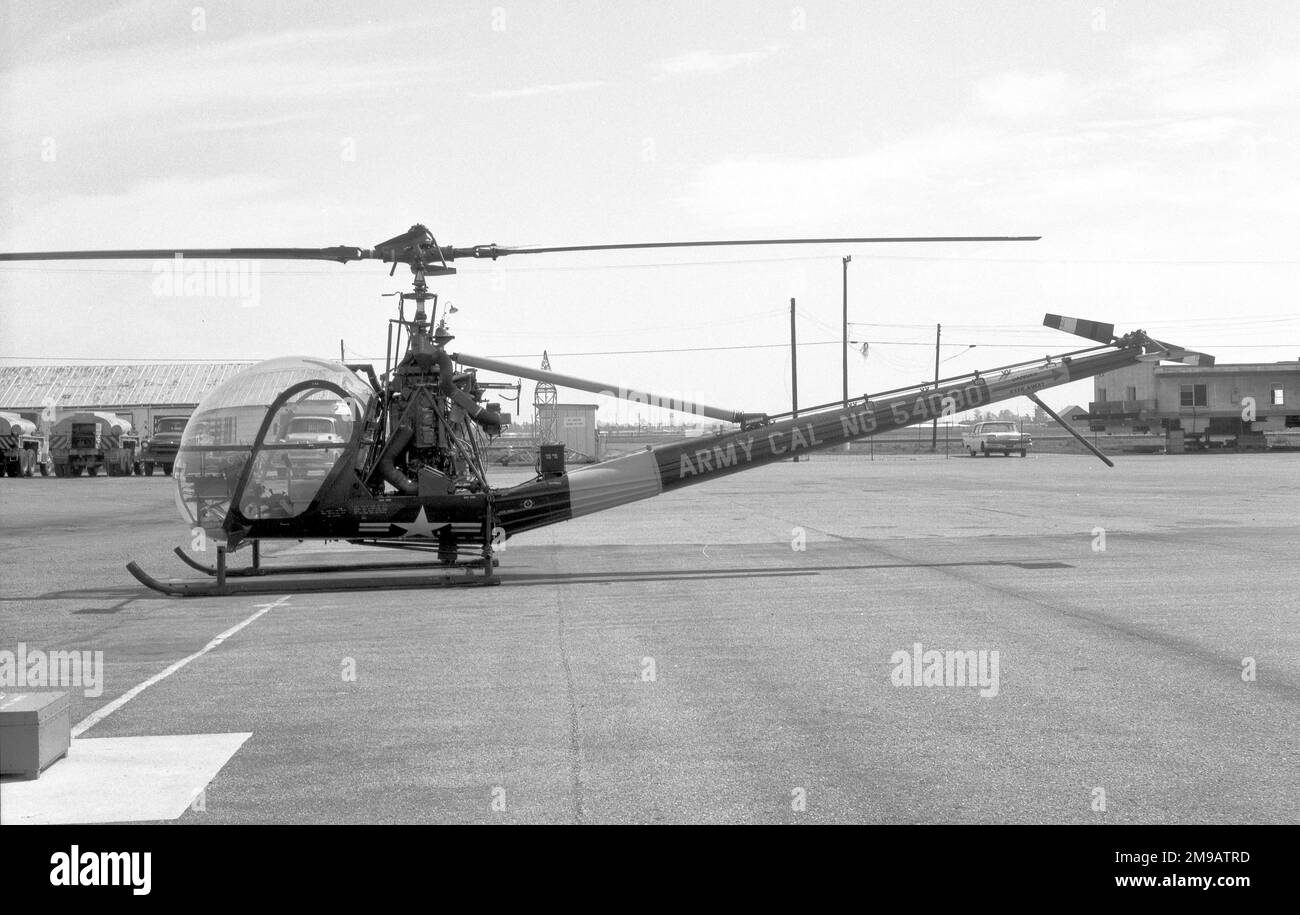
[791,297,800,463]
[842,256,851,407]
[931,323,941,450]
[842,256,853,454]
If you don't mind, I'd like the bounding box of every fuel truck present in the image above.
[50,412,141,477]
[0,411,52,477]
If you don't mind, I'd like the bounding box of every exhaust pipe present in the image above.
[376,423,418,493]
[437,351,504,433]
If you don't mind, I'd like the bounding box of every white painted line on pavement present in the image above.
[72,595,291,738]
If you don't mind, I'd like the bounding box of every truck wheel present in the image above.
[88,465,99,477]
[144,462,155,476]
[969,448,976,458]
[39,462,50,477]
[163,463,174,475]
[4,462,16,478]
[981,445,988,457]
[68,465,82,477]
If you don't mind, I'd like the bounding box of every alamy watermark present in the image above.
[890,642,1000,698]
[0,642,104,697]
[151,254,260,308]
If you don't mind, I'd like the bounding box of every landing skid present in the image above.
[128,540,499,597]
[170,546,497,578]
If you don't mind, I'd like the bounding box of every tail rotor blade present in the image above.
[1043,314,1116,344]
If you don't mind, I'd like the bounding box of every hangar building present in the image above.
[1085,360,1300,449]
[0,363,252,435]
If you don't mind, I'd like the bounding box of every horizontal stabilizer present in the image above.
[1168,350,1216,367]
[1043,314,1116,344]
[1142,338,1216,366]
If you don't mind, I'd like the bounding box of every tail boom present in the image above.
[492,339,1148,536]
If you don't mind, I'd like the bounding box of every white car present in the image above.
[962,421,1031,457]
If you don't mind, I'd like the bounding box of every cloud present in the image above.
[168,112,321,135]
[1126,29,1228,81]
[1151,55,1300,114]
[1119,29,1300,116]
[1145,115,1252,145]
[1,18,451,147]
[676,127,1013,230]
[678,21,1300,235]
[974,71,1072,119]
[468,81,608,100]
[0,174,316,250]
[12,4,438,62]
[651,46,781,77]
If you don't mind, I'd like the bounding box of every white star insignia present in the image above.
[395,506,447,539]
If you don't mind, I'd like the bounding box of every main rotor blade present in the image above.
[0,229,1040,266]
[450,235,1041,260]
[0,246,368,263]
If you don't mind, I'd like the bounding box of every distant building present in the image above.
[1058,405,1088,427]
[0,363,251,436]
[535,402,599,461]
[1086,360,1300,444]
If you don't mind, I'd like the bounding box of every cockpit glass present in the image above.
[174,357,374,536]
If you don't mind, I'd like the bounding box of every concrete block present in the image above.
[0,691,71,779]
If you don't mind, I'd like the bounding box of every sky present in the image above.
[2,0,1298,422]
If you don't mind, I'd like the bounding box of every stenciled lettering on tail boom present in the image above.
[493,344,1140,537]
[678,378,990,482]
[668,375,992,485]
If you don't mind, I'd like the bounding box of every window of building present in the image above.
[1286,415,1300,428]
[1180,384,1207,407]
[1125,386,1137,401]
[1097,387,1107,403]
[1272,385,1285,406]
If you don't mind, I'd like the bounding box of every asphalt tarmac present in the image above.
[1,452,1296,823]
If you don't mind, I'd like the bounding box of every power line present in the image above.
[851,315,1300,329]
[817,255,1300,266]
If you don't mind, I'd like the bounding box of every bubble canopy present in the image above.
[175,357,375,538]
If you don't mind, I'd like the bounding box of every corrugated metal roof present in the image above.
[0,363,253,409]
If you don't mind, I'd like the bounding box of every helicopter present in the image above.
[0,225,1211,596]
